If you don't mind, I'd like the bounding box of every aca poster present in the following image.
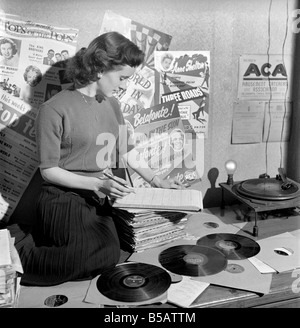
[0,13,78,222]
[154,50,210,138]
[237,54,292,100]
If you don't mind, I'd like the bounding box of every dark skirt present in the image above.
[17,184,120,286]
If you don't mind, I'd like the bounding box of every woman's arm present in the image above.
[40,167,133,198]
[122,148,183,189]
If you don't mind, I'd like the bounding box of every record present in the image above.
[234,178,300,201]
[196,233,260,260]
[96,262,171,303]
[158,245,228,277]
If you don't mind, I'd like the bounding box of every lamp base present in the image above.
[226,174,234,185]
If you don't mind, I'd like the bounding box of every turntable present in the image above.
[219,174,300,237]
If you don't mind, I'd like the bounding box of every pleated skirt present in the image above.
[17,184,120,286]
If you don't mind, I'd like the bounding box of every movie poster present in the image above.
[100,10,173,112]
[124,101,201,188]
[0,13,78,222]
[100,11,204,184]
[154,50,210,138]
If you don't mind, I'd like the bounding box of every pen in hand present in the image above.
[102,171,136,193]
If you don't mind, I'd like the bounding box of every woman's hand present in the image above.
[96,176,134,198]
[151,175,184,189]
[160,177,184,189]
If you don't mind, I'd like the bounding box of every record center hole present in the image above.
[274,247,294,256]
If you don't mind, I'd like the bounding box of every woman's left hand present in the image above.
[160,177,184,189]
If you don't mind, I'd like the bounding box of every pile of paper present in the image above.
[112,208,189,252]
[0,229,23,308]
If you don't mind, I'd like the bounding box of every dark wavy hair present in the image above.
[66,32,145,89]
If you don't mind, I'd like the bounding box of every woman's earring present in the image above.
[98,73,103,79]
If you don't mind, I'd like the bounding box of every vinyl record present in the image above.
[197,233,260,260]
[96,262,171,303]
[158,245,228,277]
[234,178,300,201]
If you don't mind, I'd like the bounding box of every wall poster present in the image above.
[100,11,204,185]
[237,54,292,101]
[0,13,78,222]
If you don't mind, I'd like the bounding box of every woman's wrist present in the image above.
[149,175,162,188]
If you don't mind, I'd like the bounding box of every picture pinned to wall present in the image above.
[231,101,265,144]
[0,13,78,222]
[231,100,292,144]
[237,54,292,101]
[154,50,210,138]
[124,101,202,188]
[100,10,173,114]
[263,101,292,142]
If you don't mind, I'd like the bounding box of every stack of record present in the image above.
[111,208,188,252]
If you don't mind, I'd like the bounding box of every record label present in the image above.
[96,262,171,303]
[158,245,227,277]
[183,252,207,265]
[122,275,146,288]
[196,233,260,260]
[225,263,245,274]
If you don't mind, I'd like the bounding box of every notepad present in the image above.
[112,188,203,212]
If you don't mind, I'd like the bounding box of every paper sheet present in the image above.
[231,101,264,144]
[167,276,209,307]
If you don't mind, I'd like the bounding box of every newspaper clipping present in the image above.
[0,13,78,222]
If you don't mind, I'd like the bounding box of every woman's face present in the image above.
[27,70,40,87]
[161,58,172,71]
[1,42,13,59]
[171,131,184,151]
[97,65,136,97]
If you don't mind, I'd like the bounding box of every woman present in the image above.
[19,65,43,104]
[18,32,182,286]
[0,37,19,67]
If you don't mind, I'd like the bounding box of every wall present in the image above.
[0,0,298,215]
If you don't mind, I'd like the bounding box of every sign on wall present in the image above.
[237,54,292,101]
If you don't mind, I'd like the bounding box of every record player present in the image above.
[219,167,300,237]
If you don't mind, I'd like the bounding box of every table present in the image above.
[17,207,300,308]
